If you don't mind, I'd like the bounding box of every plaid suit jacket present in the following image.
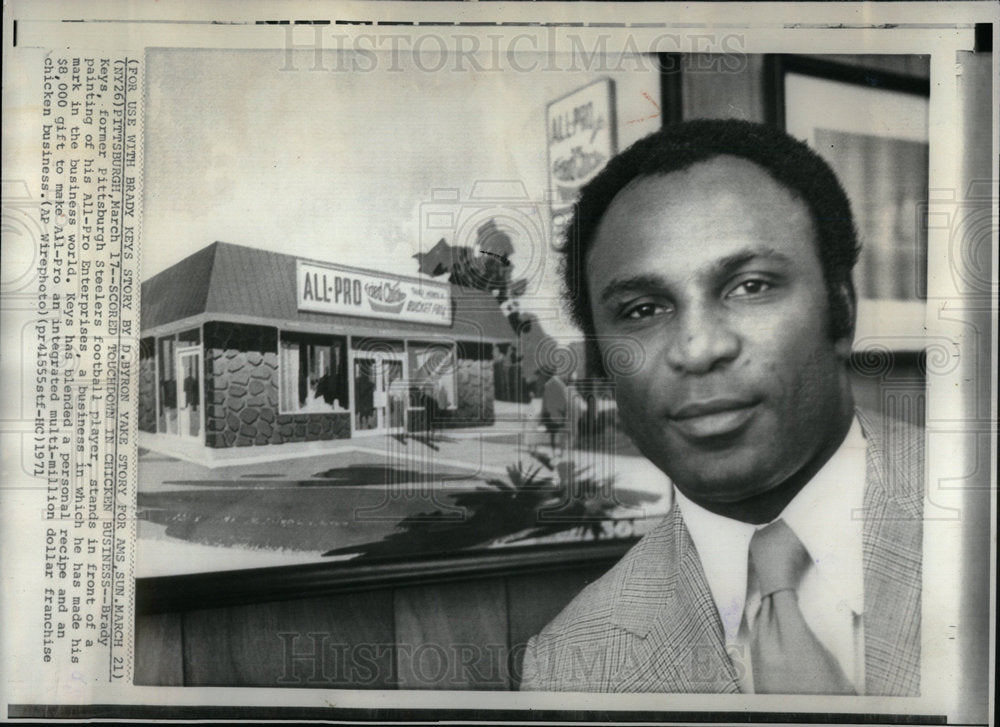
[520,409,923,694]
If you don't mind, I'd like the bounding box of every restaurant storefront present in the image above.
[138,242,514,452]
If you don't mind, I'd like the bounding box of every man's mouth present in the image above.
[668,398,759,439]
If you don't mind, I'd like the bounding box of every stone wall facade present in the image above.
[138,337,157,433]
[274,411,351,442]
[203,322,351,448]
[452,357,495,427]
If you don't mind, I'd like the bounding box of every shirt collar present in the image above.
[674,417,868,642]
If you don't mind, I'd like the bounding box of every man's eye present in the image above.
[727,279,772,298]
[624,302,667,319]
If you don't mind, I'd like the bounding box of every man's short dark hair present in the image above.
[560,118,861,376]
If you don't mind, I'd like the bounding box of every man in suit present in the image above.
[520,120,922,695]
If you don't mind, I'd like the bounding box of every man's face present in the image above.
[586,156,854,506]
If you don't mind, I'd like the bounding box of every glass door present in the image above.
[175,347,202,439]
[158,337,178,434]
[352,352,406,436]
[384,358,406,430]
[353,355,378,433]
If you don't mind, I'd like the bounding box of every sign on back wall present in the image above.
[546,78,618,243]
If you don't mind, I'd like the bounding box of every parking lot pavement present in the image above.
[135,423,670,578]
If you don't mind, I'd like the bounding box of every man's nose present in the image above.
[663,306,741,375]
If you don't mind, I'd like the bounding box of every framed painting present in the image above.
[766,55,931,350]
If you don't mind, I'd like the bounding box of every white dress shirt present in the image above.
[674,418,867,693]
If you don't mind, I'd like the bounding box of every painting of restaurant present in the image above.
[138,241,514,452]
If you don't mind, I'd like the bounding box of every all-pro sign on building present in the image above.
[297,260,452,326]
[138,242,513,457]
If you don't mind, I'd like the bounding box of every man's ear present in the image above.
[833,280,857,360]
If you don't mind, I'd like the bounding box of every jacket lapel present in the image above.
[858,409,923,696]
[609,507,741,693]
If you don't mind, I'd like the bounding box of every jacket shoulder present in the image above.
[532,545,631,638]
[856,407,925,514]
[519,514,680,691]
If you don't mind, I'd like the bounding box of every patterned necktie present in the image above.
[749,519,856,695]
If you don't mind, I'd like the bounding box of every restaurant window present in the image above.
[279,332,348,413]
[408,341,457,412]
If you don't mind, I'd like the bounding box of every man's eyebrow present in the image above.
[709,247,793,277]
[598,274,670,305]
[596,247,794,305]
